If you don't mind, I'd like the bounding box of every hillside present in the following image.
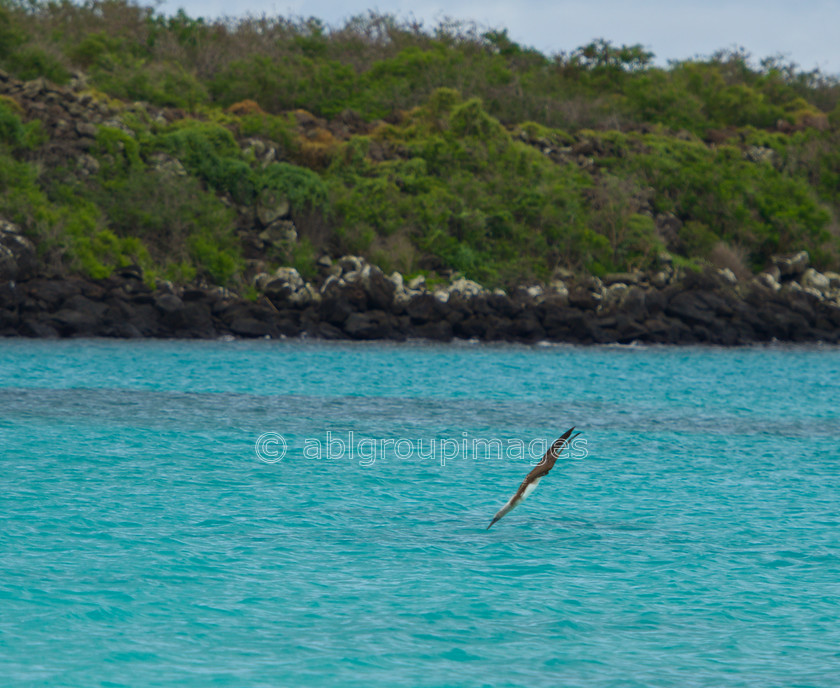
[1,0,840,293]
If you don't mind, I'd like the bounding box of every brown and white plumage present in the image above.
[486,426,579,529]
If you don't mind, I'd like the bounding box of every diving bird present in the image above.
[486,427,579,529]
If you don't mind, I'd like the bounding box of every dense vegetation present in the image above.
[1,0,840,288]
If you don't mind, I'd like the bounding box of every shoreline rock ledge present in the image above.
[3,247,840,345]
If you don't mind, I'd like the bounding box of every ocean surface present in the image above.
[1,338,839,687]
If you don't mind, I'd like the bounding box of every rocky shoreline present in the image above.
[2,71,840,346]
[3,218,840,344]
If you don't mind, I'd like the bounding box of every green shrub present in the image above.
[158,121,254,202]
[5,46,70,83]
[93,169,241,284]
[0,99,45,149]
[93,126,143,176]
[237,111,297,154]
[260,162,328,214]
[0,1,838,285]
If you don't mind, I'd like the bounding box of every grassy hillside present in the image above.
[1,0,839,288]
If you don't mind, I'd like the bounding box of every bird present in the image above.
[486,426,579,529]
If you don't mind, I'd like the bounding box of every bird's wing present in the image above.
[521,427,578,483]
[486,426,577,529]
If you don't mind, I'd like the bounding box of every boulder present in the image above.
[229,317,272,338]
[343,310,394,339]
[25,279,82,310]
[717,268,738,285]
[823,272,840,290]
[289,282,320,307]
[655,213,682,251]
[612,314,649,343]
[148,153,187,177]
[0,281,18,311]
[665,291,718,326]
[547,280,569,303]
[0,219,36,281]
[483,315,514,341]
[406,293,447,323]
[619,286,647,320]
[756,272,782,292]
[50,307,100,335]
[153,293,184,314]
[407,275,426,290]
[104,322,143,338]
[568,285,600,311]
[319,292,354,325]
[524,285,544,301]
[338,255,364,275]
[359,264,395,311]
[64,294,108,320]
[126,303,161,335]
[161,302,214,337]
[116,264,144,282]
[253,272,272,292]
[258,220,297,246]
[743,146,776,164]
[19,318,59,338]
[643,288,666,315]
[801,268,830,293]
[486,292,518,318]
[650,270,672,289]
[448,277,485,299]
[411,320,453,342]
[182,288,210,302]
[77,154,100,176]
[272,266,304,291]
[600,283,628,313]
[454,316,488,339]
[510,311,545,342]
[772,250,809,278]
[263,267,305,305]
[602,272,642,286]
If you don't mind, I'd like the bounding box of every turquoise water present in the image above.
[2,339,839,687]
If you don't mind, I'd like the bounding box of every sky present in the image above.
[149,0,840,75]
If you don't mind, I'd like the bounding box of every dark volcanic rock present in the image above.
[313,322,345,339]
[5,247,840,345]
[612,314,649,343]
[127,303,161,336]
[25,279,81,310]
[621,287,648,320]
[19,317,59,338]
[344,310,394,339]
[229,317,272,338]
[104,322,143,338]
[161,301,214,337]
[0,220,36,281]
[510,311,544,342]
[454,316,488,339]
[320,293,355,326]
[486,292,519,318]
[665,291,718,326]
[154,293,184,314]
[64,294,108,320]
[411,320,453,341]
[406,293,447,323]
[568,286,599,311]
[50,307,100,336]
[362,267,396,311]
[773,251,810,279]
